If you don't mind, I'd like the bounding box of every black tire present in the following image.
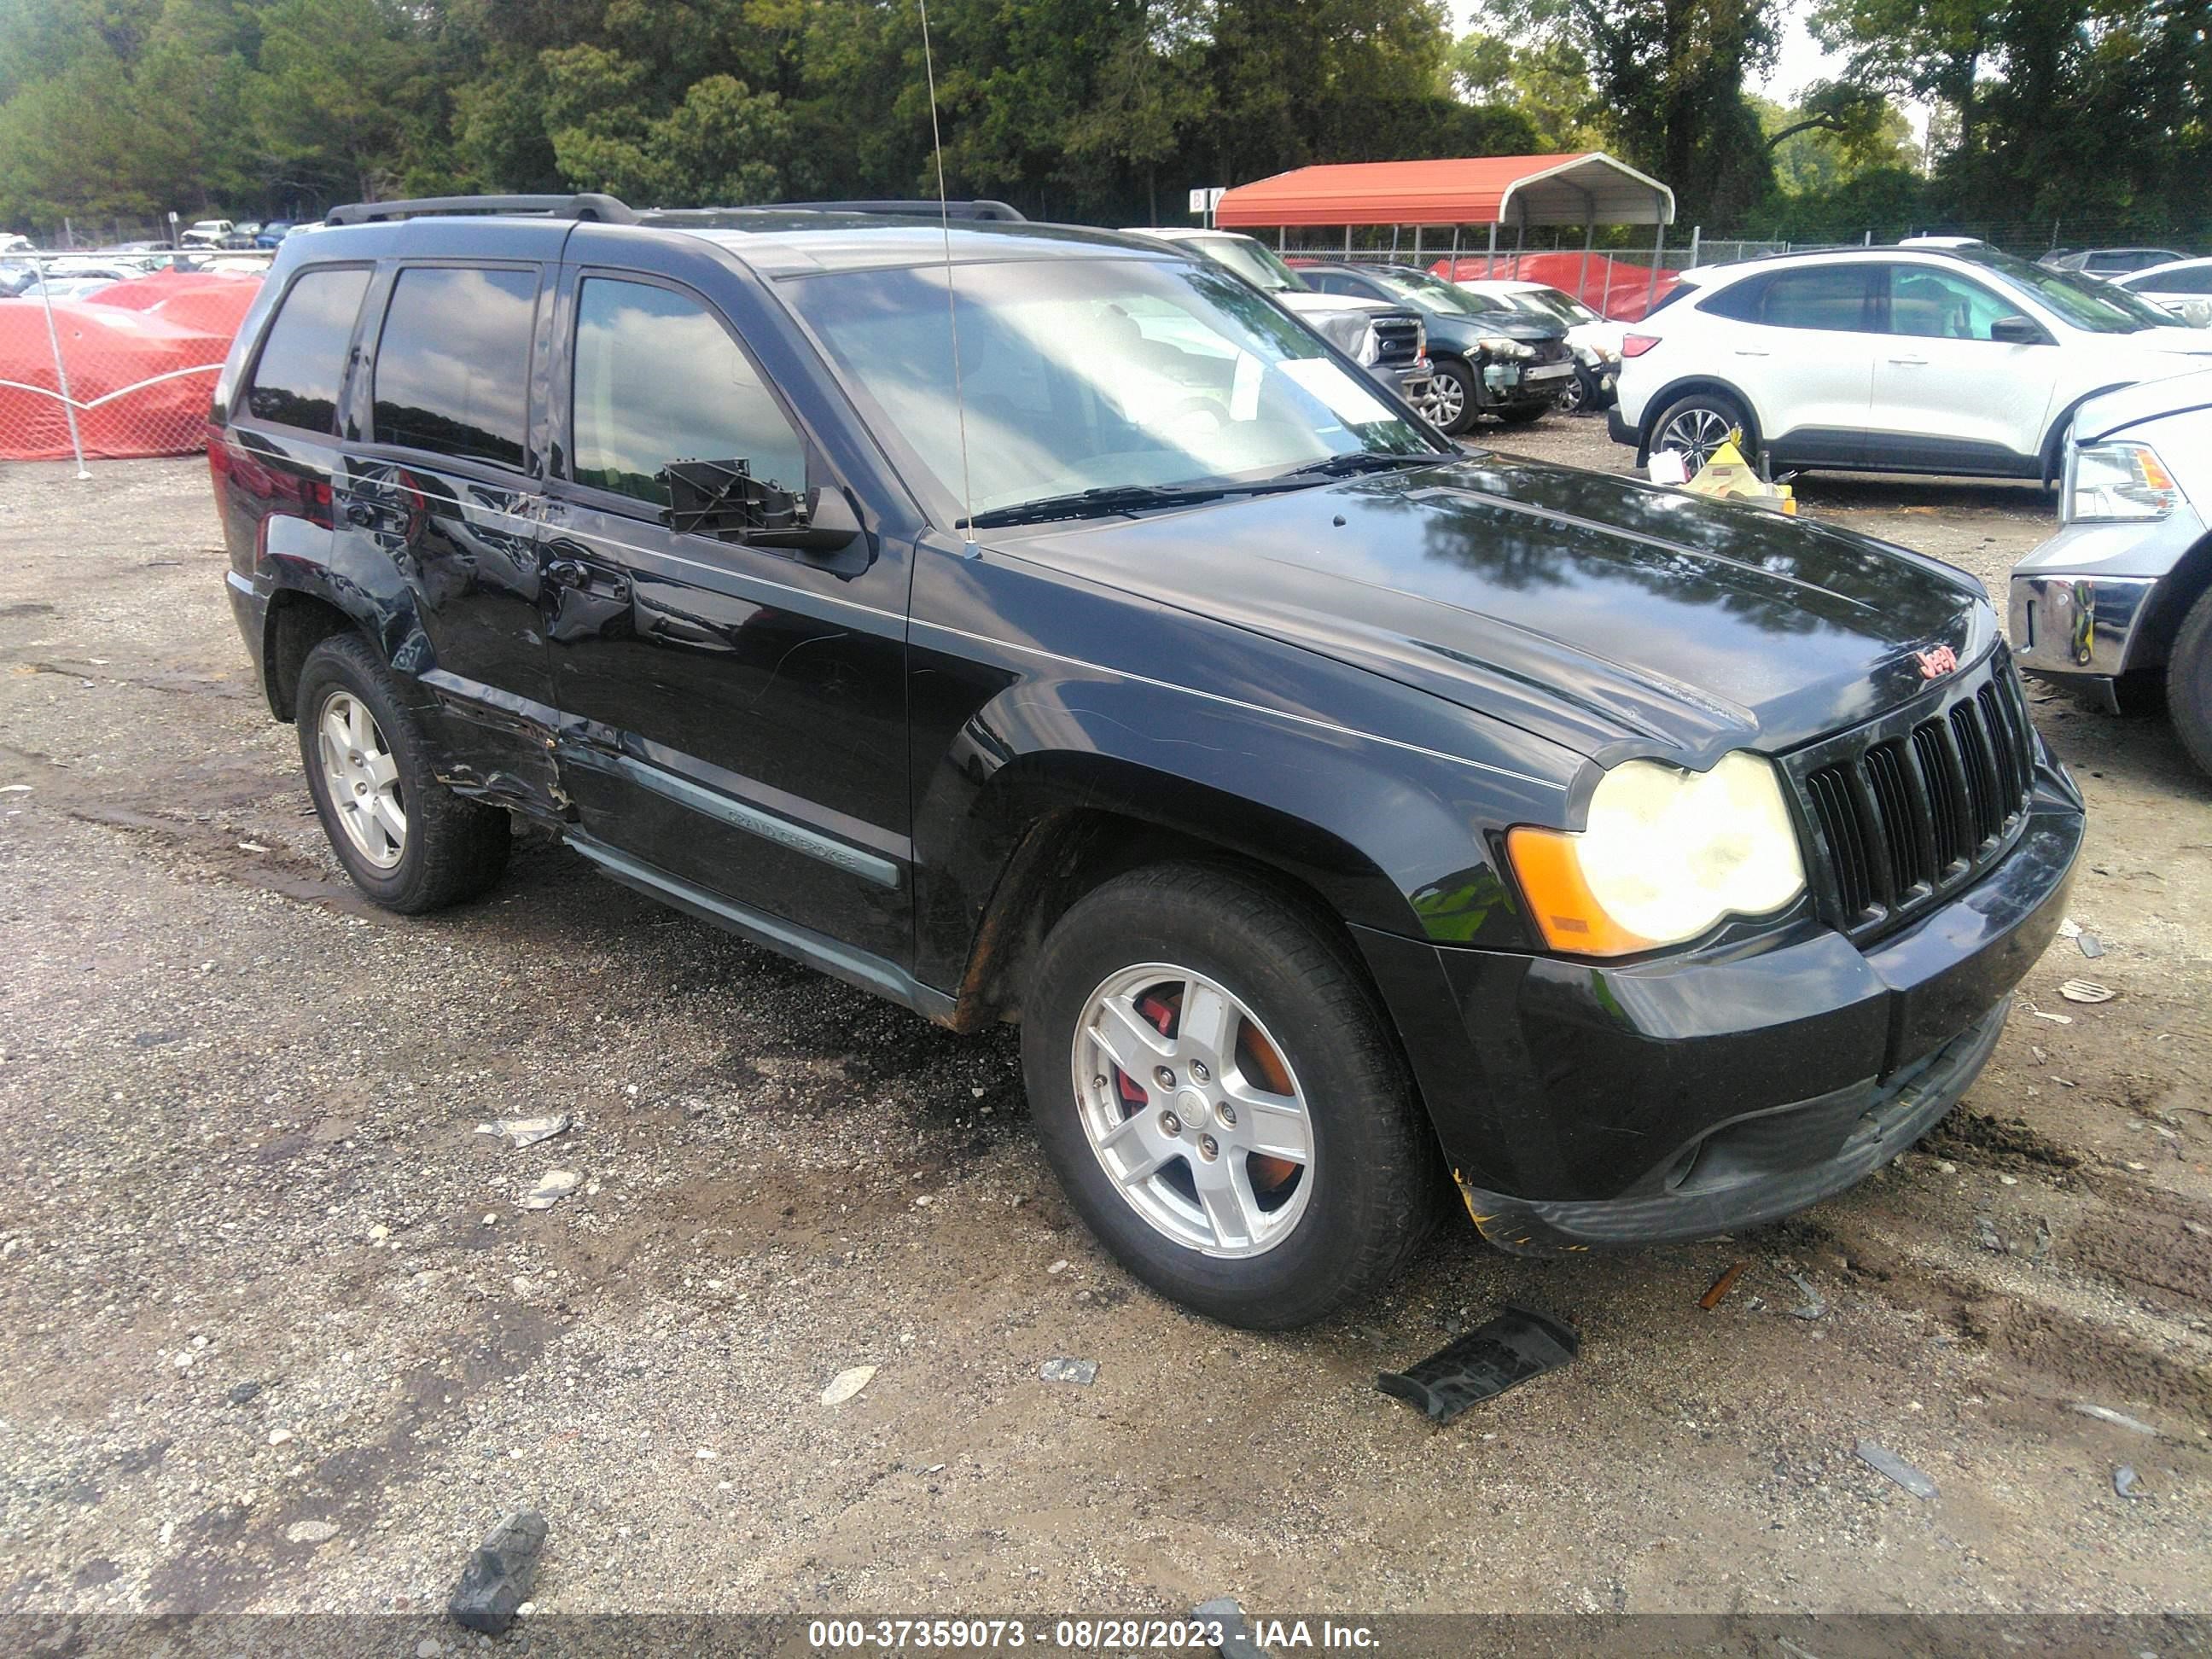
[1497,401,1551,425]
[1428,357,1478,436]
[2168,584,2212,777]
[1020,862,1441,1330]
[1649,387,1755,471]
[294,632,510,912]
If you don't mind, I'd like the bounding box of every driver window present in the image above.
[571,277,805,509]
[1887,267,2022,341]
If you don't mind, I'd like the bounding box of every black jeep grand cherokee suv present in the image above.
[212,195,2081,1330]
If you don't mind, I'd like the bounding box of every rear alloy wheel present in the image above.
[295,632,511,912]
[1022,862,1439,1329]
[1650,390,1754,473]
[1427,358,1477,436]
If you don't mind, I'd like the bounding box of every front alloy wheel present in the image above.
[1557,370,1590,415]
[1022,862,1440,1329]
[1072,963,1314,1256]
[1648,390,1754,474]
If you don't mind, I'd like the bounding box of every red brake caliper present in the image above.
[1114,992,1179,1115]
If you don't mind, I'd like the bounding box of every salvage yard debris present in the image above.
[2058,980,2115,1004]
[821,1365,876,1406]
[1854,1439,1937,1499]
[1039,1357,1098,1386]
[2070,1401,2161,1437]
[476,1114,571,1149]
[1698,1262,1746,1310]
[519,1169,580,1210]
[1376,1304,1578,1425]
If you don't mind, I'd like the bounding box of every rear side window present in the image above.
[569,277,805,509]
[2139,266,2212,296]
[244,266,371,432]
[1761,266,1874,330]
[371,265,538,469]
[1703,266,1874,330]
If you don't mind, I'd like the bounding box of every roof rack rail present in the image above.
[767,199,1027,223]
[323,194,638,227]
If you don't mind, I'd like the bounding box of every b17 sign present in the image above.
[1188,187,1226,215]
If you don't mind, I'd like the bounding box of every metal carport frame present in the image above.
[1214,152,1678,315]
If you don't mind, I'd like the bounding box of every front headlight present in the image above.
[2068,441,2182,522]
[1477,336,1535,359]
[1506,752,1806,956]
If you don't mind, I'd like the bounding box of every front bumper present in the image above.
[1607,401,1639,450]
[2008,506,2203,697]
[1353,755,2081,1254]
[1375,360,1431,409]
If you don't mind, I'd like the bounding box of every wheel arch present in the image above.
[260,587,370,721]
[2129,524,2212,675]
[2039,382,2138,486]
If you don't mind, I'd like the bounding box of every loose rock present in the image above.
[821,1365,877,1406]
[1039,1358,1098,1386]
[285,1520,340,1545]
[447,1510,548,1635]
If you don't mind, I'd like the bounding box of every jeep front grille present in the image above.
[1786,649,2038,944]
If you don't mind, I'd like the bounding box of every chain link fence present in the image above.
[1,250,268,473]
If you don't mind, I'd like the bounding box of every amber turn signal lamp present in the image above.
[1505,825,1657,958]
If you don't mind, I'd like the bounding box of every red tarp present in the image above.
[1,268,261,461]
[1429,250,1681,322]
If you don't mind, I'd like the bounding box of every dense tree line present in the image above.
[0,0,2203,244]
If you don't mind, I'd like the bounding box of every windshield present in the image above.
[1189,235,1302,294]
[783,256,1441,524]
[1363,268,1497,318]
[1953,245,2183,333]
[1516,287,1599,326]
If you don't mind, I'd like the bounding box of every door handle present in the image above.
[1888,355,1930,366]
[1732,348,1769,357]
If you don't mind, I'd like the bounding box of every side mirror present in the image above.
[750,485,862,555]
[1989,315,2050,346]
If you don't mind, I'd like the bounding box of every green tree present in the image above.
[1448,30,1606,148]
[1484,0,1780,224]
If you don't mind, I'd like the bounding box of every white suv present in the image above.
[1610,243,2212,480]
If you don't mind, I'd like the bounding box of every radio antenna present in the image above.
[917,0,977,546]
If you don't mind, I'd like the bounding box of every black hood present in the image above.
[1004,453,1993,764]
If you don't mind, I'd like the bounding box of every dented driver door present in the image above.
[536,262,913,963]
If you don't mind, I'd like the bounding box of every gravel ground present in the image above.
[1,437,2207,1626]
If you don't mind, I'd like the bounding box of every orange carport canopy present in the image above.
[1214,153,1674,230]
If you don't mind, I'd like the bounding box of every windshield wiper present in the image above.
[963,482,1242,530]
[963,452,1439,531]
[1278,451,1437,481]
